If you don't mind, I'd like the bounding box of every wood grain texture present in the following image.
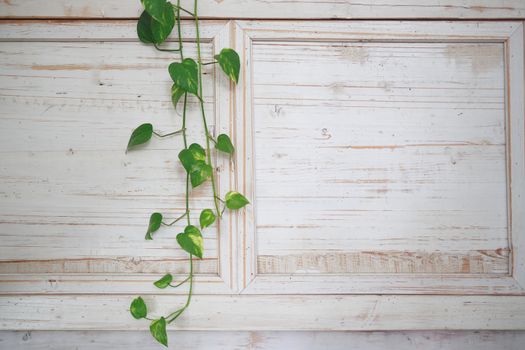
[253,40,507,275]
[0,1,524,19]
[233,21,525,294]
[0,21,237,294]
[2,330,525,350]
[1,20,525,334]
[1,295,525,330]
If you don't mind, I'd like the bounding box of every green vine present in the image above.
[127,0,248,346]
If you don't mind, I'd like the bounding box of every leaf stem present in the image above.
[153,128,185,138]
[169,275,191,288]
[154,43,181,52]
[202,61,218,66]
[161,212,187,226]
[175,0,184,62]
[167,255,193,323]
[207,133,217,145]
[171,4,195,17]
[194,0,221,218]
[176,0,191,227]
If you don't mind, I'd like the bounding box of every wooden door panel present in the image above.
[0,20,236,294]
[254,41,507,275]
[234,21,525,295]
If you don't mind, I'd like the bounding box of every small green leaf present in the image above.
[130,297,147,319]
[141,0,168,25]
[178,143,206,172]
[225,191,249,210]
[150,1,175,44]
[127,123,153,151]
[137,11,155,44]
[171,84,185,109]
[176,225,204,258]
[149,317,168,347]
[214,48,240,83]
[190,161,212,188]
[153,273,173,289]
[216,134,235,154]
[199,209,216,229]
[169,58,199,96]
[145,212,163,240]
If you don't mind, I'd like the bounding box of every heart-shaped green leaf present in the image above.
[190,161,212,188]
[176,225,204,258]
[141,0,169,25]
[153,273,173,289]
[127,123,153,151]
[145,212,163,240]
[137,11,155,44]
[225,191,249,210]
[199,209,216,229]
[137,3,174,45]
[178,143,206,172]
[130,296,147,319]
[215,48,240,83]
[169,58,199,96]
[216,134,235,154]
[171,84,185,109]
[149,317,168,347]
[150,1,174,44]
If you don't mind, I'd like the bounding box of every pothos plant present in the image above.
[126,0,248,346]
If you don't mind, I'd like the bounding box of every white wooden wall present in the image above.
[1,1,525,349]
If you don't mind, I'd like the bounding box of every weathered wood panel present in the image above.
[0,0,524,19]
[234,21,525,295]
[2,330,525,350]
[0,22,235,282]
[2,295,525,330]
[252,40,508,275]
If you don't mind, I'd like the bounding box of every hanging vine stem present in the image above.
[194,0,222,218]
[127,0,249,347]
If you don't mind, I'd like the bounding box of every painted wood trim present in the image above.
[2,275,523,296]
[243,275,525,295]
[508,23,525,288]
[233,20,257,291]
[0,1,524,19]
[235,21,523,41]
[0,275,233,295]
[1,295,525,330]
[234,20,525,295]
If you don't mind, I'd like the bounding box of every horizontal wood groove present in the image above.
[1,17,525,21]
[0,257,217,274]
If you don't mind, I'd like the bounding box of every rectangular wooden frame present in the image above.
[0,20,238,296]
[233,21,525,295]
